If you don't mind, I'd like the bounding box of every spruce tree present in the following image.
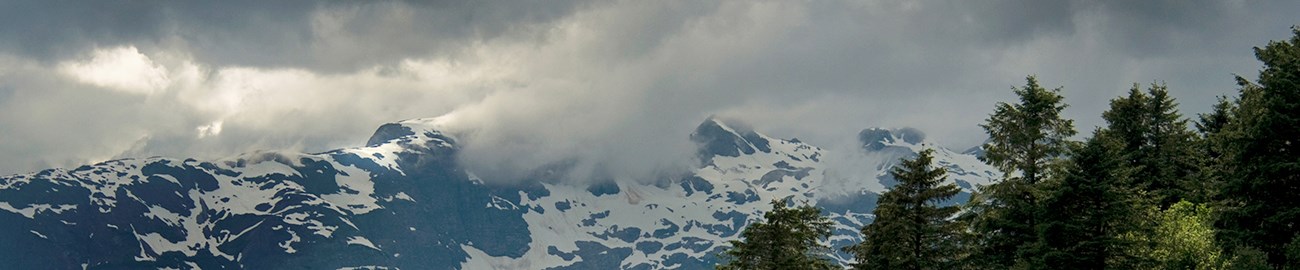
[1215,27,1300,266]
[981,76,1077,185]
[1037,131,1146,269]
[1228,246,1273,270]
[1196,96,1235,202]
[1196,96,1234,138]
[1100,83,1202,207]
[846,149,962,270]
[967,76,1076,268]
[718,197,838,270]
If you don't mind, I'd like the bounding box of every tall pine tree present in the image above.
[718,197,838,270]
[1100,83,1202,207]
[846,149,962,270]
[967,76,1077,268]
[1215,27,1300,266]
[1196,96,1236,203]
[1196,96,1235,138]
[1037,130,1146,269]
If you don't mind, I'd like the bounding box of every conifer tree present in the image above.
[846,149,962,270]
[718,197,838,270]
[1195,97,1236,202]
[1100,83,1201,207]
[1037,131,1146,269]
[1228,246,1273,270]
[981,76,1077,185]
[1197,96,1235,138]
[966,76,1076,268]
[1215,27,1300,266]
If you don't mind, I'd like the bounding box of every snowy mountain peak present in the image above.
[858,127,927,151]
[365,123,418,147]
[961,140,990,159]
[807,127,999,199]
[365,117,458,147]
[691,117,780,163]
[0,115,998,269]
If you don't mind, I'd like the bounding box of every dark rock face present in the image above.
[963,143,988,159]
[691,118,772,164]
[366,123,415,147]
[859,127,927,151]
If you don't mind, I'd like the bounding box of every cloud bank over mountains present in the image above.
[0,0,1296,178]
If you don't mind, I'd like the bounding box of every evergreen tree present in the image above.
[718,197,838,270]
[1228,246,1273,270]
[967,76,1077,268]
[1286,235,1300,270]
[1214,27,1300,265]
[1100,83,1202,207]
[1197,96,1235,138]
[846,149,962,270]
[981,76,1077,185]
[1196,96,1236,202]
[1037,131,1146,269]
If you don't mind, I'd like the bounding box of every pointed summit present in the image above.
[858,127,925,151]
[691,117,773,162]
[961,141,988,159]
[365,116,458,147]
[366,123,417,147]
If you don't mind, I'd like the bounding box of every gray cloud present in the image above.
[0,0,591,72]
[0,0,1297,178]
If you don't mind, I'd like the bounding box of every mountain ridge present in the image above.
[0,116,997,269]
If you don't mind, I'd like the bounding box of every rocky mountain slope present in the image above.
[0,117,997,269]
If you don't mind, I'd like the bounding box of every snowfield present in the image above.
[0,116,996,269]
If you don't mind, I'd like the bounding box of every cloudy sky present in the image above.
[0,1,1296,177]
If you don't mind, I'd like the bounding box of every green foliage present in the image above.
[717,198,838,270]
[1100,83,1202,207]
[980,76,1078,185]
[1197,96,1235,137]
[724,27,1300,270]
[1196,96,1236,202]
[1037,132,1147,269]
[846,149,962,270]
[1286,235,1300,270]
[1213,26,1300,265]
[967,76,1076,268]
[1228,246,1273,270]
[1126,201,1226,270]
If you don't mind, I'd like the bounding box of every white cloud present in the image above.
[2,0,1297,178]
[196,121,223,138]
[58,46,170,95]
[2,47,507,173]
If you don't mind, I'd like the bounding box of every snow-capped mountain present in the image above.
[0,116,997,269]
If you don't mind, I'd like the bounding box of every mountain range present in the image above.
[0,116,998,269]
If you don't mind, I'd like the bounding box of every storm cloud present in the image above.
[0,0,1296,179]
